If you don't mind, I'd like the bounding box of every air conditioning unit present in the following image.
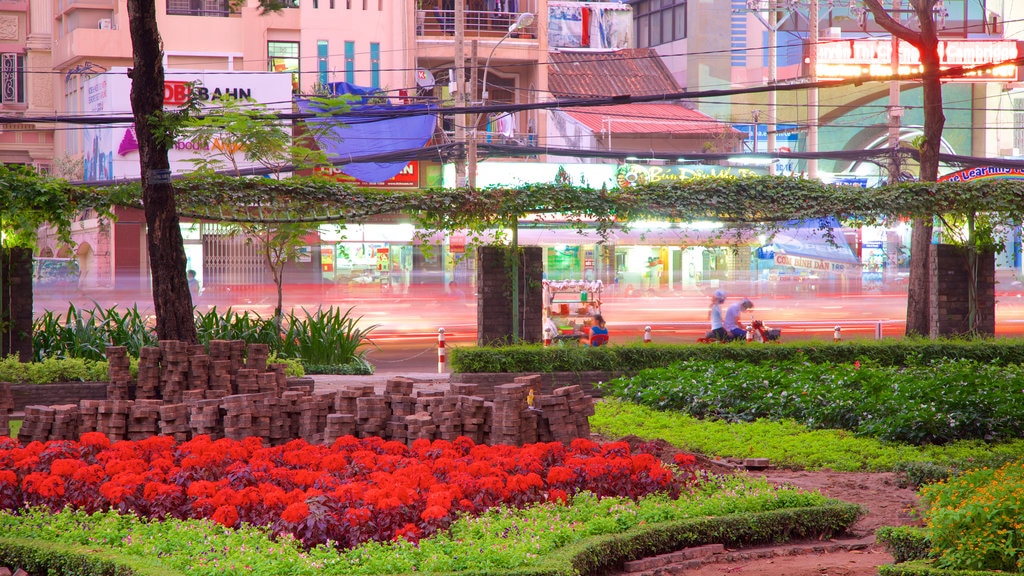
[98,19,113,29]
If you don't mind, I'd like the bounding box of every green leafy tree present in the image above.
[178,93,351,328]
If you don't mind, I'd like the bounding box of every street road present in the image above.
[34,281,1024,374]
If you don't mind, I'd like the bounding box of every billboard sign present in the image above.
[80,68,293,182]
[816,39,1021,82]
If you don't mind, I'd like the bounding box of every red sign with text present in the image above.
[314,162,420,188]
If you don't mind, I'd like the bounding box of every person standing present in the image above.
[187,269,201,302]
[724,298,754,340]
[708,290,728,341]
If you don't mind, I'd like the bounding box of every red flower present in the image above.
[548,488,569,504]
[393,523,421,543]
[212,504,239,527]
[343,506,371,527]
[673,453,697,466]
[280,501,310,523]
[854,360,861,369]
[420,505,447,521]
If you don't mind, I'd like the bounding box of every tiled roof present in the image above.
[561,103,743,136]
[548,48,681,99]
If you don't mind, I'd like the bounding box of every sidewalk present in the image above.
[306,371,452,394]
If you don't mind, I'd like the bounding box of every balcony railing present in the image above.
[166,0,232,17]
[417,9,536,38]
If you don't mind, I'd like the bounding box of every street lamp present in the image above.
[481,12,535,102]
[469,11,533,190]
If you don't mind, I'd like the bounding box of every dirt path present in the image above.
[611,438,926,576]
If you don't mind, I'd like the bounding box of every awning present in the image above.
[769,218,860,271]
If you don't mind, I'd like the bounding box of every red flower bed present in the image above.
[0,433,696,550]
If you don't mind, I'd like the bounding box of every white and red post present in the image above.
[438,327,447,373]
[643,326,652,344]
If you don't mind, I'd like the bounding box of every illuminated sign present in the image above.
[314,162,420,188]
[816,39,1021,82]
[938,166,1024,182]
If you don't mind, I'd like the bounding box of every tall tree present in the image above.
[125,0,287,342]
[862,0,944,337]
[126,0,197,343]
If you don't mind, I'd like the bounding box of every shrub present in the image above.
[596,358,1024,445]
[922,461,1024,572]
[877,526,932,563]
[450,338,1024,374]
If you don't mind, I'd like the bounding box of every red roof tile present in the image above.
[548,48,681,99]
[561,103,744,136]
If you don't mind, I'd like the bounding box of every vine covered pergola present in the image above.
[93,172,1024,233]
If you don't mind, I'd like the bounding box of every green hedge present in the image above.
[0,503,861,576]
[449,339,1024,373]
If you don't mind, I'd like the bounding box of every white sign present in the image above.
[80,68,293,181]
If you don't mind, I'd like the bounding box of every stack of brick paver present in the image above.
[12,339,600,448]
[136,347,162,400]
[356,396,388,439]
[489,382,530,445]
[188,397,224,439]
[159,340,190,403]
[159,402,191,441]
[106,346,132,401]
[383,378,416,443]
[50,404,80,440]
[297,393,332,444]
[96,399,131,441]
[127,399,162,440]
[18,406,55,443]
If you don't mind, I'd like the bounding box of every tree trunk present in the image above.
[864,0,944,338]
[905,1,944,337]
[126,0,198,343]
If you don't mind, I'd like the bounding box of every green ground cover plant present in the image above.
[597,358,1024,444]
[590,399,1024,472]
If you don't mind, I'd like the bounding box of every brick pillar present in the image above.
[476,246,543,345]
[929,244,995,338]
[1,247,34,361]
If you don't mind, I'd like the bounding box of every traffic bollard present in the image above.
[544,327,552,347]
[746,324,754,342]
[438,327,447,373]
[834,325,841,342]
[643,326,652,344]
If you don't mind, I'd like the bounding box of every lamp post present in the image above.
[466,11,533,343]
[468,11,534,190]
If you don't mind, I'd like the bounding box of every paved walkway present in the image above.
[306,371,453,394]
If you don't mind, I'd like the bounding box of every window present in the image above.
[370,43,380,88]
[344,41,355,84]
[1,53,25,104]
[166,0,231,17]
[268,41,300,93]
[634,0,687,47]
[317,40,329,87]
